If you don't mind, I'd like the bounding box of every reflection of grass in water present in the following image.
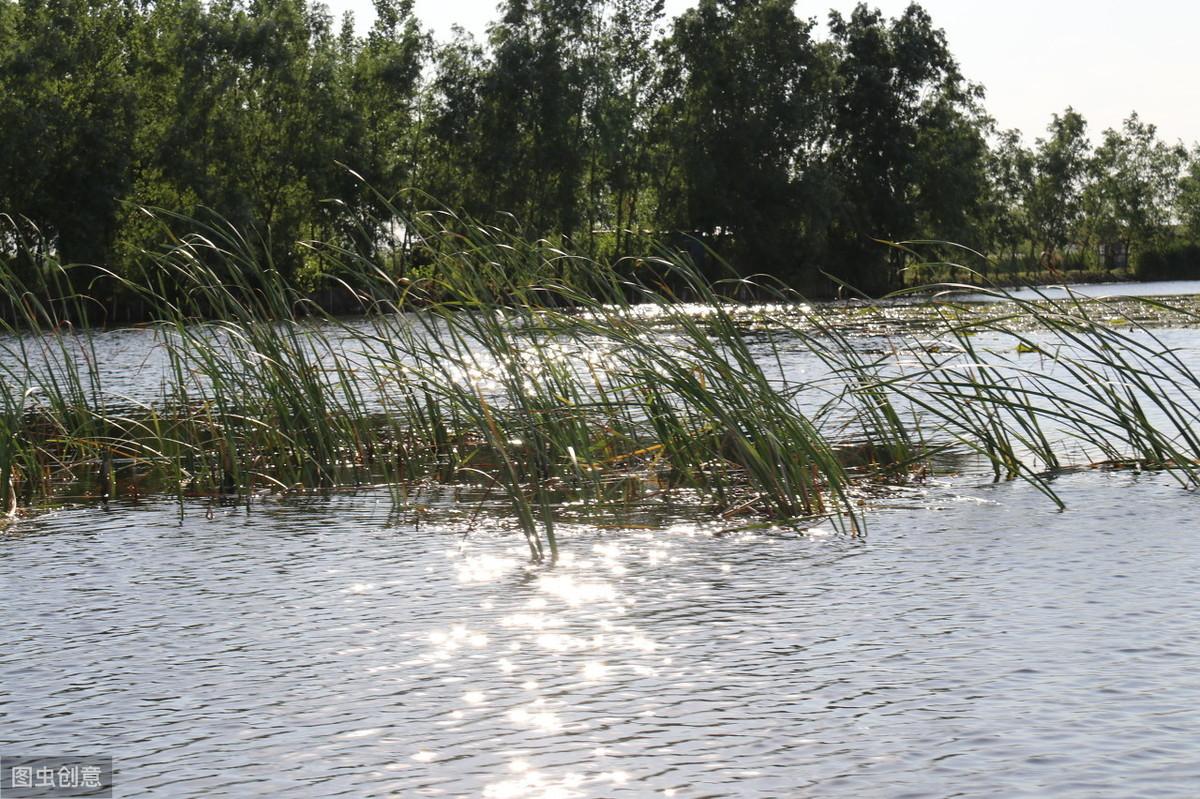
[3,213,1200,555]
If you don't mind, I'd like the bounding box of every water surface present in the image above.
[5,285,1200,796]
[3,473,1199,797]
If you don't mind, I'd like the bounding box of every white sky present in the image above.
[327,0,1200,146]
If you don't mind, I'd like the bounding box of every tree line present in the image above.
[2,0,1200,302]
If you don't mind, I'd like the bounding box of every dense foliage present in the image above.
[2,0,1199,303]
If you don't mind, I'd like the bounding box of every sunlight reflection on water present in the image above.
[3,472,1200,796]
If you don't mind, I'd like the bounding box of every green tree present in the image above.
[911,88,993,252]
[1084,113,1186,263]
[0,0,137,266]
[1180,146,1200,243]
[164,0,368,278]
[421,27,488,213]
[580,0,664,258]
[656,0,834,284]
[825,2,983,293]
[344,0,426,246]
[1026,108,1090,267]
[473,0,595,238]
[986,128,1035,269]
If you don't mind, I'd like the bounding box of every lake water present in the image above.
[4,475,1199,797]
[936,278,1200,302]
[4,286,1200,797]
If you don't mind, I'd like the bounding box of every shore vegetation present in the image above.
[2,0,1200,312]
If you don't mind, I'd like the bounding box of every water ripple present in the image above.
[2,474,1200,796]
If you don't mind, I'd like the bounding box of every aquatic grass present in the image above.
[881,243,1200,490]
[0,237,127,506]
[6,213,1200,557]
[438,251,854,523]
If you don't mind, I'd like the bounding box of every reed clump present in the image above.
[3,214,1200,556]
